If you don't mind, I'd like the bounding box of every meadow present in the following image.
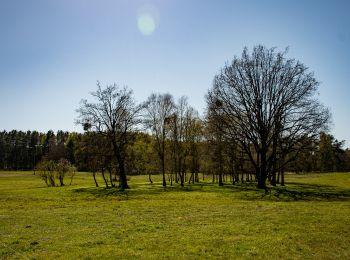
[0,171,349,259]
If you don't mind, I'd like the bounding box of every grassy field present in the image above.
[0,171,349,259]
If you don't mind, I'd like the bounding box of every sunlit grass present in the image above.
[0,171,349,259]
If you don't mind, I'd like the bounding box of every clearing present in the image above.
[0,171,349,259]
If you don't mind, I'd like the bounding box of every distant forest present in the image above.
[0,125,350,182]
[1,128,349,178]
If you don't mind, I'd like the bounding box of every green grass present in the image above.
[0,171,349,259]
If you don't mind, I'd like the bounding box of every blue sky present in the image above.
[0,0,349,146]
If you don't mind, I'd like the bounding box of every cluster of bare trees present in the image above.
[76,85,204,189]
[143,94,202,187]
[1,45,332,189]
[75,46,332,189]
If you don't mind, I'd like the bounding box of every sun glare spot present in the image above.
[137,14,156,35]
[137,4,159,36]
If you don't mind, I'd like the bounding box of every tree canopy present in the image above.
[207,45,331,188]
[76,82,142,189]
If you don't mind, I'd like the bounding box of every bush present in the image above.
[37,160,57,187]
[37,158,76,187]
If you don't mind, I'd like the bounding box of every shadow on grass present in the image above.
[74,187,128,197]
[73,184,174,200]
[264,182,350,202]
[72,181,350,202]
[218,181,350,202]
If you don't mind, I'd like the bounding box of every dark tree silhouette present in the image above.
[76,82,142,190]
[207,45,330,189]
[143,93,175,187]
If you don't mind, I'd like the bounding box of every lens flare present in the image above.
[137,4,159,36]
[137,14,156,35]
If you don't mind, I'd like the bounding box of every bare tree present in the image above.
[143,93,175,187]
[165,97,203,186]
[169,96,188,186]
[205,107,226,186]
[183,106,202,185]
[207,45,330,189]
[76,82,142,190]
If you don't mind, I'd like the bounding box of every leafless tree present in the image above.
[183,107,202,184]
[205,107,226,186]
[165,97,202,186]
[169,96,188,186]
[207,45,330,189]
[143,93,175,187]
[76,82,142,190]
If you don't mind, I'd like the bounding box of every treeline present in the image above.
[0,130,74,171]
[0,129,349,176]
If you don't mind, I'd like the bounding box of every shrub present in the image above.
[37,158,76,187]
[37,159,57,187]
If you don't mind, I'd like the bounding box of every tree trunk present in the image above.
[271,171,276,186]
[112,141,129,190]
[92,172,99,187]
[188,173,193,184]
[109,168,115,187]
[59,177,64,186]
[257,176,266,189]
[270,157,277,186]
[257,149,267,189]
[218,173,223,186]
[179,172,184,187]
[118,159,129,190]
[281,153,285,186]
[161,127,166,187]
[101,169,109,188]
[162,156,166,187]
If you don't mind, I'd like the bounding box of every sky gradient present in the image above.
[0,0,349,146]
